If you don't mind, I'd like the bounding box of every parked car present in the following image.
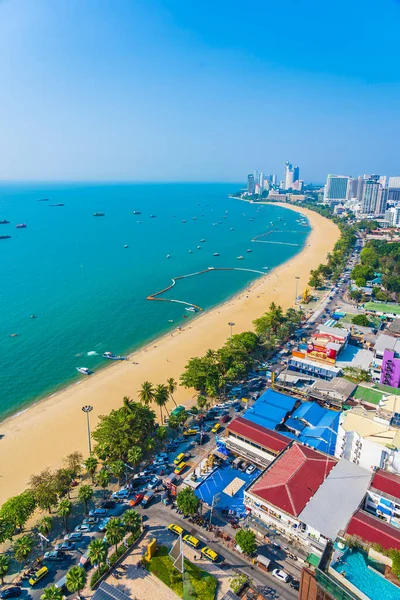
[220,415,230,423]
[101,500,116,509]
[245,464,256,475]
[183,534,200,548]
[44,550,62,561]
[98,517,111,531]
[272,569,290,583]
[211,423,221,434]
[112,488,130,499]
[83,516,98,525]
[155,452,168,460]
[153,457,169,466]
[89,508,107,517]
[174,461,187,475]
[167,523,184,536]
[64,532,83,541]
[201,547,219,562]
[148,477,160,490]
[0,588,21,599]
[290,580,300,590]
[55,541,74,552]
[129,493,144,506]
[74,523,91,533]
[183,429,197,436]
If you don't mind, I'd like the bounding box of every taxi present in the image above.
[173,452,186,465]
[29,566,49,586]
[183,429,197,436]
[167,523,184,536]
[201,547,219,562]
[174,461,186,475]
[183,534,200,548]
[211,423,221,434]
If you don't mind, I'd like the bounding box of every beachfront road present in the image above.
[140,500,299,600]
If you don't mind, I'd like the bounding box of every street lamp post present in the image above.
[228,321,235,345]
[82,405,93,455]
[295,276,300,305]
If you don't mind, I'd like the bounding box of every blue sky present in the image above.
[0,0,400,182]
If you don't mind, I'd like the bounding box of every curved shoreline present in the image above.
[0,203,339,503]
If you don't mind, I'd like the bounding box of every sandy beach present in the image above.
[0,204,339,504]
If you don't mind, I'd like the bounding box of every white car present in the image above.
[98,517,111,531]
[112,489,130,499]
[74,524,91,533]
[246,464,256,475]
[89,508,107,517]
[155,452,168,460]
[272,569,290,583]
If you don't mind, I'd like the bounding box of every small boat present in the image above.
[168,319,174,323]
[76,367,93,375]
[0,219,10,224]
[237,256,244,260]
[30,315,37,319]
[246,249,252,253]
[133,210,141,215]
[38,198,49,201]
[93,212,105,217]
[102,352,126,361]
[166,254,171,259]
[189,250,192,254]
[262,266,269,270]
[230,228,234,231]
[182,220,187,223]
[213,252,220,257]
[197,245,201,249]
[150,215,156,218]
[16,223,27,228]
[185,307,196,313]
[124,244,129,248]
[0,235,11,239]
[9,333,18,337]
[192,217,197,220]
[200,239,206,243]
[49,203,64,207]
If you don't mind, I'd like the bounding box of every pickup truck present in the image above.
[141,489,155,507]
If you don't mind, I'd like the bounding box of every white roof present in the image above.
[317,324,349,339]
[374,334,400,354]
[298,458,372,540]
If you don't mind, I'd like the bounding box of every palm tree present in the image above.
[138,381,154,406]
[154,384,169,423]
[122,396,135,415]
[88,539,108,575]
[13,535,35,564]
[122,509,141,534]
[78,485,93,515]
[96,469,110,498]
[166,377,178,407]
[105,518,125,554]
[127,446,142,468]
[84,456,98,483]
[66,566,86,599]
[110,460,125,486]
[41,585,63,600]
[156,427,167,447]
[37,516,53,537]
[58,499,72,532]
[0,554,10,585]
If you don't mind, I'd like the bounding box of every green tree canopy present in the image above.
[84,456,98,483]
[352,314,372,327]
[41,584,63,600]
[66,566,87,598]
[122,509,141,533]
[58,499,72,532]
[105,518,125,553]
[95,469,111,498]
[176,487,200,516]
[78,485,93,515]
[29,469,58,513]
[88,539,108,575]
[0,491,36,532]
[13,534,35,563]
[37,516,53,537]
[92,401,155,462]
[235,529,257,555]
[0,554,10,585]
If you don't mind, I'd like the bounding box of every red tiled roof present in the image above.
[227,417,290,454]
[346,510,400,550]
[371,469,400,501]
[249,442,337,517]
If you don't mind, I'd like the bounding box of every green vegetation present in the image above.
[92,400,156,462]
[176,487,200,516]
[230,574,249,594]
[0,491,36,532]
[235,529,257,555]
[78,485,93,515]
[364,301,400,315]
[105,517,125,554]
[13,534,35,563]
[66,566,87,598]
[254,304,303,351]
[40,584,63,600]
[58,498,72,532]
[88,539,108,576]
[352,240,400,295]
[84,456,98,483]
[146,545,217,600]
[343,367,371,383]
[352,314,373,327]
[0,554,10,584]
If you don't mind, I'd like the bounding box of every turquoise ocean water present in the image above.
[0,183,310,421]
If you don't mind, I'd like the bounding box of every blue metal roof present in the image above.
[243,389,297,430]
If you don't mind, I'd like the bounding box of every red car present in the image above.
[129,493,144,507]
[221,415,231,423]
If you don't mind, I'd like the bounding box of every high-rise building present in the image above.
[356,176,365,202]
[293,165,300,182]
[284,161,294,189]
[247,174,255,194]
[270,174,277,186]
[361,178,387,215]
[388,176,400,201]
[385,206,400,227]
[346,178,358,200]
[324,175,350,205]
